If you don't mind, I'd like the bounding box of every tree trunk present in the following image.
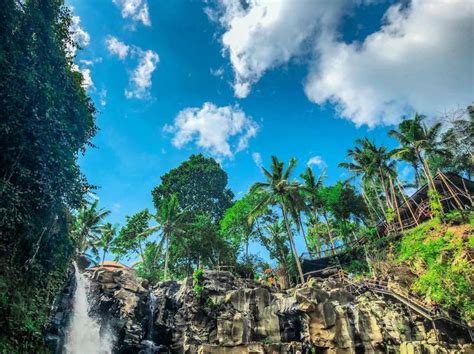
[297,214,311,253]
[164,233,170,280]
[389,176,404,231]
[322,213,336,255]
[281,204,305,284]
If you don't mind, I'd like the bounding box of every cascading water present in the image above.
[141,293,159,353]
[64,262,114,354]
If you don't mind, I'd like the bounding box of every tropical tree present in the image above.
[71,200,110,256]
[151,154,234,222]
[261,221,290,270]
[220,190,263,257]
[300,167,325,222]
[389,113,445,190]
[96,222,118,264]
[339,138,398,222]
[439,107,474,179]
[155,194,186,280]
[251,156,307,283]
[111,209,157,263]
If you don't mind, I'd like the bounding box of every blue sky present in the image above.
[68,0,473,257]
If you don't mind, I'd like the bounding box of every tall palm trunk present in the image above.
[164,233,170,280]
[101,249,107,265]
[281,203,305,284]
[322,212,336,255]
[370,178,388,219]
[389,176,404,230]
[297,214,311,252]
[378,167,393,210]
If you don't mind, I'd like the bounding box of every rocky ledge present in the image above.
[49,267,473,353]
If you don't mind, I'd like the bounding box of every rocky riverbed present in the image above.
[46,267,473,353]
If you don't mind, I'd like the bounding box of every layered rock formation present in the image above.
[48,268,473,353]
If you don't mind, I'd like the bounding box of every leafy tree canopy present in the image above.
[112,209,153,261]
[152,154,234,221]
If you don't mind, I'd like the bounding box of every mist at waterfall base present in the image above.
[64,263,115,354]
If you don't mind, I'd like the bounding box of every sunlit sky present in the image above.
[68,0,473,257]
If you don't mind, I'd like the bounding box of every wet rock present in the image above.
[49,268,473,353]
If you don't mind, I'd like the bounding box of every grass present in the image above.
[396,213,474,320]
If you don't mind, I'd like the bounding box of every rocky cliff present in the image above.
[48,267,473,353]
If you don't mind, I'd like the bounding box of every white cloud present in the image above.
[210,0,473,127]
[307,156,327,169]
[210,67,225,78]
[210,0,347,98]
[164,102,258,158]
[80,67,93,90]
[79,58,102,66]
[71,64,94,90]
[125,49,160,99]
[67,12,94,90]
[305,0,474,127]
[252,152,262,167]
[105,36,159,99]
[105,36,130,60]
[68,15,90,57]
[113,0,151,26]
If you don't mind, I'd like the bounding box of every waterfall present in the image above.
[140,293,159,353]
[64,262,114,354]
[147,293,157,340]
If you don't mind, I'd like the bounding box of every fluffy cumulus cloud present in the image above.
[305,0,474,127]
[113,0,151,26]
[210,0,473,127]
[307,156,326,169]
[164,102,258,158]
[125,49,160,99]
[105,36,130,59]
[209,0,347,98]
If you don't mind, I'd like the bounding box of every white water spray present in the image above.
[64,262,114,354]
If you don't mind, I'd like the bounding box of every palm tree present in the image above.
[251,156,306,283]
[300,167,325,222]
[155,194,186,280]
[300,167,327,254]
[72,200,111,256]
[389,113,445,190]
[97,222,118,264]
[339,138,403,228]
[339,138,396,214]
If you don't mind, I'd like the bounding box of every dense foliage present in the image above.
[1,1,473,348]
[0,0,96,351]
[152,154,234,221]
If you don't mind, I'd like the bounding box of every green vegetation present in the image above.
[193,267,204,297]
[0,0,473,349]
[397,215,474,320]
[0,0,96,350]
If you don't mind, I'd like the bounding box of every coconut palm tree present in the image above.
[251,156,306,283]
[300,167,327,253]
[339,138,403,228]
[96,222,118,264]
[300,167,325,222]
[155,194,186,280]
[72,200,111,256]
[389,113,446,190]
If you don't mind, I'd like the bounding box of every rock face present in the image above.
[48,268,473,353]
